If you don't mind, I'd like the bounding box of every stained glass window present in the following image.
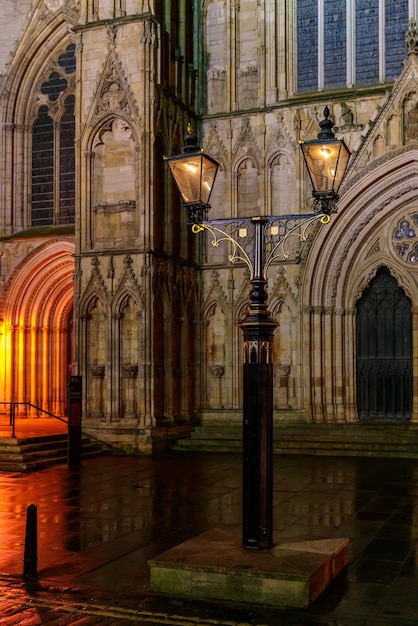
[31,44,76,226]
[297,1,409,92]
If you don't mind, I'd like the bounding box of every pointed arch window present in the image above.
[31,44,76,226]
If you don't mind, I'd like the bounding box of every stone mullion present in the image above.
[51,326,59,415]
[81,151,94,250]
[41,327,50,413]
[311,306,325,422]
[75,31,90,251]
[180,309,188,422]
[142,257,153,427]
[112,311,121,422]
[58,327,68,417]
[318,0,324,90]
[72,259,81,379]
[378,0,385,83]
[411,305,418,423]
[0,320,11,402]
[232,310,241,410]
[53,119,60,225]
[283,0,296,96]
[12,326,20,407]
[2,124,14,235]
[346,0,355,86]
[258,0,266,107]
[227,1,236,112]
[104,310,111,421]
[79,314,89,420]
[164,293,174,425]
[344,308,358,422]
[232,171,238,219]
[22,325,30,414]
[334,309,345,423]
[179,0,186,102]
[141,18,157,252]
[194,290,205,419]
[15,125,27,229]
[266,0,278,103]
[300,306,312,418]
[52,326,66,417]
[323,307,335,422]
[29,326,38,412]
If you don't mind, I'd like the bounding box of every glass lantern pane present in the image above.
[200,156,218,204]
[168,153,218,205]
[168,155,204,204]
[301,139,349,193]
[333,142,350,192]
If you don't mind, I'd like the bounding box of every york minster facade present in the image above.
[1,0,418,452]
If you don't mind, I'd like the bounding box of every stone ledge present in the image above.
[149,528,348,608]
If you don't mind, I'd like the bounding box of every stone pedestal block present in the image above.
[149,528,349,608]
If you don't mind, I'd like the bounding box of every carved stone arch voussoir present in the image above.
[90,113,139,151]
[58,296,74,331]
[234,154,261,176]
[79,274,109,316]
[204,299,229,325]
[112,288,142,319]
[112,256,144,307]
[205,121,230,167]
[234,298,250,324]
[269,293,298,322]
[267,149,295,172]
[83,292,109,318]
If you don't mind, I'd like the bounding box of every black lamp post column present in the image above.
[239,218,277,550]
[166,110,350,553]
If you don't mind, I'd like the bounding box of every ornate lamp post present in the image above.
[166,108,350,550]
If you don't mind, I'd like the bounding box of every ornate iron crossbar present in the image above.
[192,213,330,280]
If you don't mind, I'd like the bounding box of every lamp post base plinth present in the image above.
[239,276,277,551]
[149,528,349,608]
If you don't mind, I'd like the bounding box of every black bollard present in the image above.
[23,504,37,578]
[67,376,82,467]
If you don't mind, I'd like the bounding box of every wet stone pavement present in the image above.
[0,452,417,625]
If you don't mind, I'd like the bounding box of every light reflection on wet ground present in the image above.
[0,452,417,624]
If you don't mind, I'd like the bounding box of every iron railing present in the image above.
[0,402,67,438]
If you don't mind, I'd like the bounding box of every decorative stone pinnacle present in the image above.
[406,18,418,56]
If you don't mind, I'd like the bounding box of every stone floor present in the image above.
[0,447,417,624]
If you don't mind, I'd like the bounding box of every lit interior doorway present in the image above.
[0,241,75,423]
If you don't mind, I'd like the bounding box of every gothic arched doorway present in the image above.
[0,240,75,420]
[356,266,412,421]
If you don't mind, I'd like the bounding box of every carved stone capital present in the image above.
[122,365,138,379]
[210,365,225,378]
[91,365,105,378]
[276,365,291,377]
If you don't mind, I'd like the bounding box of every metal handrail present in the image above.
[0,402,67,438]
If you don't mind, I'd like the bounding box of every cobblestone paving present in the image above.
[0,577,275,626]
[2,576,418,626]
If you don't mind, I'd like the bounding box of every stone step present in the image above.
[0,434,108,471]
[172,423,418,458]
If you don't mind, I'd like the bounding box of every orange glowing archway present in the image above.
[0,240,75,417]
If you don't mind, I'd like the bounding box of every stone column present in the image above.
[209,365,225,409]
[411,305,418,422]
[90,365,105,417]
[121,365,138,419]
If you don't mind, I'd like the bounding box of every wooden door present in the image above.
[357,267,412,421]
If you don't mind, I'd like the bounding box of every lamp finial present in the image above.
[317,106,335,140]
